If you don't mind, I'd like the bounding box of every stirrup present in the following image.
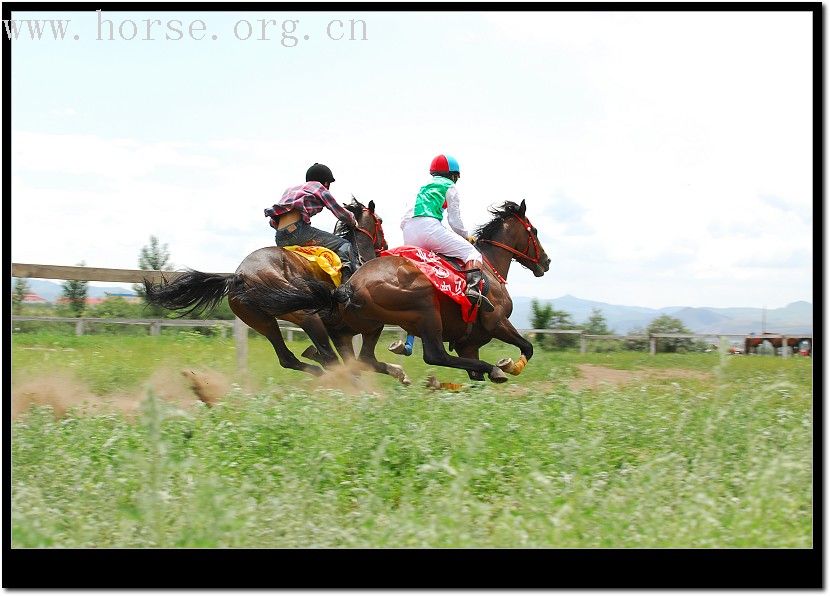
[468,291,495,313]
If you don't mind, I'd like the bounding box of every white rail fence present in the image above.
[12,263,808,370]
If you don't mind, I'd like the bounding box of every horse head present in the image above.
[476,199,551,276]
[336,197,389,265]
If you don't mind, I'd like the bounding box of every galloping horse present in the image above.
[144,199,409,381]
[239,200,550,383]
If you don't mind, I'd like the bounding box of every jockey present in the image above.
[389,154,493,357]
[400,154,494,313]
[265,163,359,282]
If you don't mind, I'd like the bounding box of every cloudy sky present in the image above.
[10,9,814,309]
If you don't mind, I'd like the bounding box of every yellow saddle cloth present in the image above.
[283,246,343,286]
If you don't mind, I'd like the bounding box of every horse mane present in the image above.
[474,201,523,240]
[334,196,366,240]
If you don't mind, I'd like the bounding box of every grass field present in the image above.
[11,330,813,547]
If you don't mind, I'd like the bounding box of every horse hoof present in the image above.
[388,340,405,354]
[425,375,441,390]
[305,364,325,376]
[497,357,514,373]
[387,364,411,386]
[487,366,507,383]
[488,367,508,383]
[301,345,319,360]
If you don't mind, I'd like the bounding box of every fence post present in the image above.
[649,336,656,356]
[782,336,790,358]
[580,333,587,355]
[149,321,161,336]
[287,328,294,342]
[234,316,249,372]
[75,319,85,336]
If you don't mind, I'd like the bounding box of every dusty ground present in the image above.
[567,364,712,391]
[497,364,713,397]
[12,363,713,419]
[11,367,231,420]
[11,361,385,421]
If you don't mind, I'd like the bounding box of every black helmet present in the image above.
[306,163,335,184]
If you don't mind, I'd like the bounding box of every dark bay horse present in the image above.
[144,199,409,382]
[240,200,551,383]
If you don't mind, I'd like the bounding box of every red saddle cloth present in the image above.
[380,245,478,323]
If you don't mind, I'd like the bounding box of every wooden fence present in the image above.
[12,263,809,370]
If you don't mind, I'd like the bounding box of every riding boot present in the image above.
[340,265,353,284]
[465,269,495,312]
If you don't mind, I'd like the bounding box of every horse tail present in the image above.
[143,270,242,317]
[239,276,341,317]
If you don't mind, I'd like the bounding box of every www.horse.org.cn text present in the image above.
[2,11,369,46]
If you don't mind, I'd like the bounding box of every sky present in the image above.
[9,9,814,310]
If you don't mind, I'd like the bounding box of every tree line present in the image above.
[530,299,706,354]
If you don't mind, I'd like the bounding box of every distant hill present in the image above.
[510,296,812,335]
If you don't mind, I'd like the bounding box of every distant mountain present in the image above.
[510,296,812,335]
[12,278,136,302]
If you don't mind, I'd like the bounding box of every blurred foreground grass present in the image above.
[12,331,813,547]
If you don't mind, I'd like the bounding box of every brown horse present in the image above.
[239,200,551,383]
[144,199,410,381]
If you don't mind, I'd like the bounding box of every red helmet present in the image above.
[429,154,460,176]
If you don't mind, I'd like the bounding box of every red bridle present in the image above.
[478,212,541,266]
[355,208,388,253]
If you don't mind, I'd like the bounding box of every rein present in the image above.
[354,208,387,253]
[482,255,507,285]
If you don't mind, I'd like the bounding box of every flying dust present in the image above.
[309,359,383,396]
[12,367,233,420]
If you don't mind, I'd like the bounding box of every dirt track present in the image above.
[11,367,231,420]
[12,364,713,419]
[567,364,712,391]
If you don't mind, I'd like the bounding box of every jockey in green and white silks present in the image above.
[390,153,495,355]
[399,153,494,313]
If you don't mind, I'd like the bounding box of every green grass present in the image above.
[11,331,813,547]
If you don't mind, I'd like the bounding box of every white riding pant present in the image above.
[401,216,481,263]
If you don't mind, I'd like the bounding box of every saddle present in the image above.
[379,246,487,323]
[433,253,491,296]
[283,245,343,286]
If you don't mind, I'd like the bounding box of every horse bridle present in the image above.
[354,208,388,254]
[478,212,541,266]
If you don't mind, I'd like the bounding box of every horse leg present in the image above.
[418,315,507,383]
[295,314,340,368]
[229,301,324,376]
[330,331,356,363]
[490,319,534,376]
[304,331,354,365]
[456,343,486,381]
[356,325,412,385]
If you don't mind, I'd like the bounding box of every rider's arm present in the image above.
[313,184,358,227]
[445,185,470,238]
